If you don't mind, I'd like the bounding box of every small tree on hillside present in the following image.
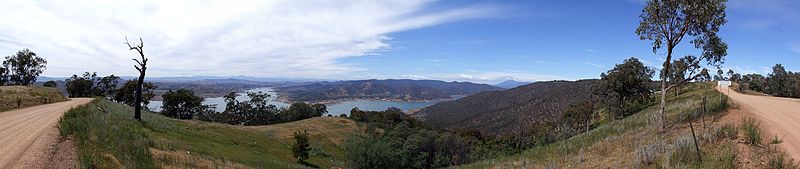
[292,130,311,163]
[125,37,149,121]
[636,0,728,130]
[595,57,655,119]
[3,49,47,85]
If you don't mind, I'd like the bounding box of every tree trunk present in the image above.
[659,46,674,131]
[134,70,145,120]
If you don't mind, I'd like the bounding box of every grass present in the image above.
[59,99,357,168]
[742,117,762,145]
[0,86,67,112]
[455,82,731,168]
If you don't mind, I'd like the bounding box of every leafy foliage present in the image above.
[738,64,800,98]
[114,80,157,108]
[2,49,47,85]
[292,130,311,163]
[161,89,213,119]
[43,80,57,88]
[595,57,654,118]
[198,91,327,125]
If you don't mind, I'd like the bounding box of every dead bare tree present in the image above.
[125,37,148,121]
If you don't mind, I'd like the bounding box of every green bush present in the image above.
[742,118,761,145]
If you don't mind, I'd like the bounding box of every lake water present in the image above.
[147,88,437,116]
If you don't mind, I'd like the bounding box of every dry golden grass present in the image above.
[0,86,67,112]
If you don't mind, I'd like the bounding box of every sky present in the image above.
[0,0,797,84]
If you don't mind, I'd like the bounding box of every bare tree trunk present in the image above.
[134,70,145,120]
[126,37,147,121]
[659,46,674,131]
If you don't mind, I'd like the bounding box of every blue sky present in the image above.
[0,0,797,84]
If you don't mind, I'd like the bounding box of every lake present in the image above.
[147,88,437,116]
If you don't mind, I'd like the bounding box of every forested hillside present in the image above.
[275,79,502,102]
[415,80,597,135]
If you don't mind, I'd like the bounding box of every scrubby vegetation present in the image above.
[59,99,354,168]
[196,91,327,125]
[456,82,734,168]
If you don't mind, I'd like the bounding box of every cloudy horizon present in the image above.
[1,0,798,84]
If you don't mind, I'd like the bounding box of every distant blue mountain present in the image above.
[494,80,530,89]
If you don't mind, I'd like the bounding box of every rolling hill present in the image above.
[59,99,359,168]
[275,79,503,102]
[0,86,67,112]
[415,80,597,136]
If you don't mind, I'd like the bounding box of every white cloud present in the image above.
[430,71,565,84]
[0,0,498,77]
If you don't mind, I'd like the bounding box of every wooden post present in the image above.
[689,113,703,163]
[701,96,706,129]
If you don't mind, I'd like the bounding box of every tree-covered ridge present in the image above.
[415,79,597,136]
[275,79,503,102]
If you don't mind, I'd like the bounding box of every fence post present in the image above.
[688,112,703,163]
[701,96,706,129]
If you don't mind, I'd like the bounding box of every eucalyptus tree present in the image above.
[636,0,728,130]
[3,49,47,85]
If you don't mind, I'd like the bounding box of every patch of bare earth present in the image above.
[12,125,78,169]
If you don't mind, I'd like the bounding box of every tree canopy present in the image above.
[2,49,47,85]
[595,57,655,118]
[161,89,209,119]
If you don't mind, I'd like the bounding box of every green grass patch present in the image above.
[59,99,354,168]
[742,117,762,145]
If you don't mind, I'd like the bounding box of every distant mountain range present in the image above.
[38,76,326,83]
[493,80,530,89]
[275,79,503,102]
[415,79,597,136]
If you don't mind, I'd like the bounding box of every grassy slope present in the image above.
[0,86,67,112]
[59,99,356,169]
[457,82,736,168]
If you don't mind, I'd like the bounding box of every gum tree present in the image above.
[636,0,728,130]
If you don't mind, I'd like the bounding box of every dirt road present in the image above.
[719,86,800,160]
[0,98,92,169]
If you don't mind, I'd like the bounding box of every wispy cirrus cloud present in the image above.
[0,0,500,77]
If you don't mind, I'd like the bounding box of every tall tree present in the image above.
[636,0,728,129]
[125,37,149,121]
[3,49,47,85]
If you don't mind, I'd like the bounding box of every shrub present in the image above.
[672,136,697,165]
[742,118,761,145]
[716,123,738,140]
[292,130,311,163]
[636,144,659,165]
